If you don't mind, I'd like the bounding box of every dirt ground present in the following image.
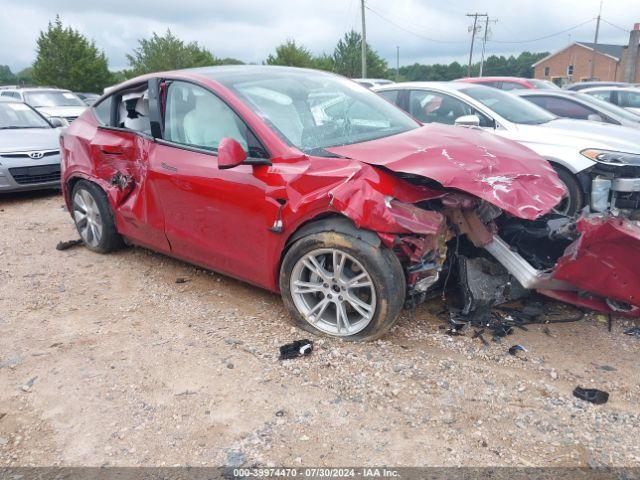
[1,190,639,468]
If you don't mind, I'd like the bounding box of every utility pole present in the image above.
[479,17,498,77]
[396,46,400,81]
[361,0,367,79]
[467,13,487,77]
[590,0,603,80]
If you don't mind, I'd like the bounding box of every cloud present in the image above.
[0,0,636,72]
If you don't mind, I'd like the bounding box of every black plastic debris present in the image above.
[56,239,83,251]
[573,387,609,405]
[624,327,640,339]
[279,339,313,360]
[508,344,527,357]
[175,277,189,284]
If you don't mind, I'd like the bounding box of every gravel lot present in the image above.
[1,191,639,467]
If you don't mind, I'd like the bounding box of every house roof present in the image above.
[575,42,625,61]
[532,42,625,67]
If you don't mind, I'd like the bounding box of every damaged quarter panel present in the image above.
[61,112,170,253]
[326,123,566,220]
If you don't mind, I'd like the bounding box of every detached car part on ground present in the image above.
[374,82,640,216]
[60,66,640,341]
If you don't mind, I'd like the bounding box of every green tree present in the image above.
[332,30,388,78]
[266,39,315,68]
[312,53,334,72]
[32,16,113,92]
[125,29,218,77]
[0,65,15,85]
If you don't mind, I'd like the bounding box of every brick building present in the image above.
[533,23,640,85]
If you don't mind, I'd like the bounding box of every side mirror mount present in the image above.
[49,116,69,128]
[454,114,480,127]
[587,113,604,122]
[217,138,247,170]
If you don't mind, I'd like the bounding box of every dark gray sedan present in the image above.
[514,89,640,130]
[0,99,65,192]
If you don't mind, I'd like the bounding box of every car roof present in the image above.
[513,89,577,97]
[456,76,532,82]
[581,86,640,92]
[9,87,73,93]
[373,81,478,92]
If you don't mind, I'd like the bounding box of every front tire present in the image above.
[280,231,406,341]
[71,180,123,253]
[552,165,584,216]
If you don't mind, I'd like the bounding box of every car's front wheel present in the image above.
[280,230,406,341]
[551,165,584,216]
[71,180,123,253]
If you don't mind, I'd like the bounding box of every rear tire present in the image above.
[280,230,406,341]
[552,165,584,216]
[70,180,123,253]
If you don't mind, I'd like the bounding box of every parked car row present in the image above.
[374,81,640,215]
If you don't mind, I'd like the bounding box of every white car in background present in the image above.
[0,87,86,123]
[581,86,640,115]
[374,82,640,215]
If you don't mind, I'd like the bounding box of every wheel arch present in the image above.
[275,213,383,291]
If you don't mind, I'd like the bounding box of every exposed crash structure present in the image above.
[285,123,640,319]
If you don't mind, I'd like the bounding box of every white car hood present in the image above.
[505,118,640,153]
[0,128,61,153]
[34,105,86,118]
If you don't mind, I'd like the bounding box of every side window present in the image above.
[408,90,490,126]
[377,89,399,106]
[163,81,266,157]
[0,91,10,97]
[532,96,596,119]
[117,88,150,134]
[92,97,112,125]
[619,91,640,108]
[589,90,611,102]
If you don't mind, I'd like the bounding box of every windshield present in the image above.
[216,69,419,153]
[24,90,85,108]
[0,102,51,129]
[462,86,557,124]
[528,79,560,90]
[575,92,640,122]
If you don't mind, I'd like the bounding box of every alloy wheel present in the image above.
[290,248,377,336]
[72,189,104,248]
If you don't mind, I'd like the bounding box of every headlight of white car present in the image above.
[581,149,640,166]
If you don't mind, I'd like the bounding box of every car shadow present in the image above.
[0,189,62,207]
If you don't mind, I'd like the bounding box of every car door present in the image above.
[86,85,170,253]
[148,79,278,288]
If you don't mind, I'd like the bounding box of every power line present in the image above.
[600,18,631,33]
[365,5,466,44]
[488,18,595,44]
[467,13,487,76]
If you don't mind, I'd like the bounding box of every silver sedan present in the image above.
[0,99,65,192]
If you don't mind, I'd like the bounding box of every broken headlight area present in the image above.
[581,160,640,213]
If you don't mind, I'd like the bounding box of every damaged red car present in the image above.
[60,66,640,341]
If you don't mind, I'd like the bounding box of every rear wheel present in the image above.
[280,231,405,341]
[552,165,584,216]
[71,180,123,253]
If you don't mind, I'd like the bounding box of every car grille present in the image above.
[8,164,61,185]
[0,150,59,159]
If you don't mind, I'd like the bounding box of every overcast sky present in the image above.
[1,0,637,72]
